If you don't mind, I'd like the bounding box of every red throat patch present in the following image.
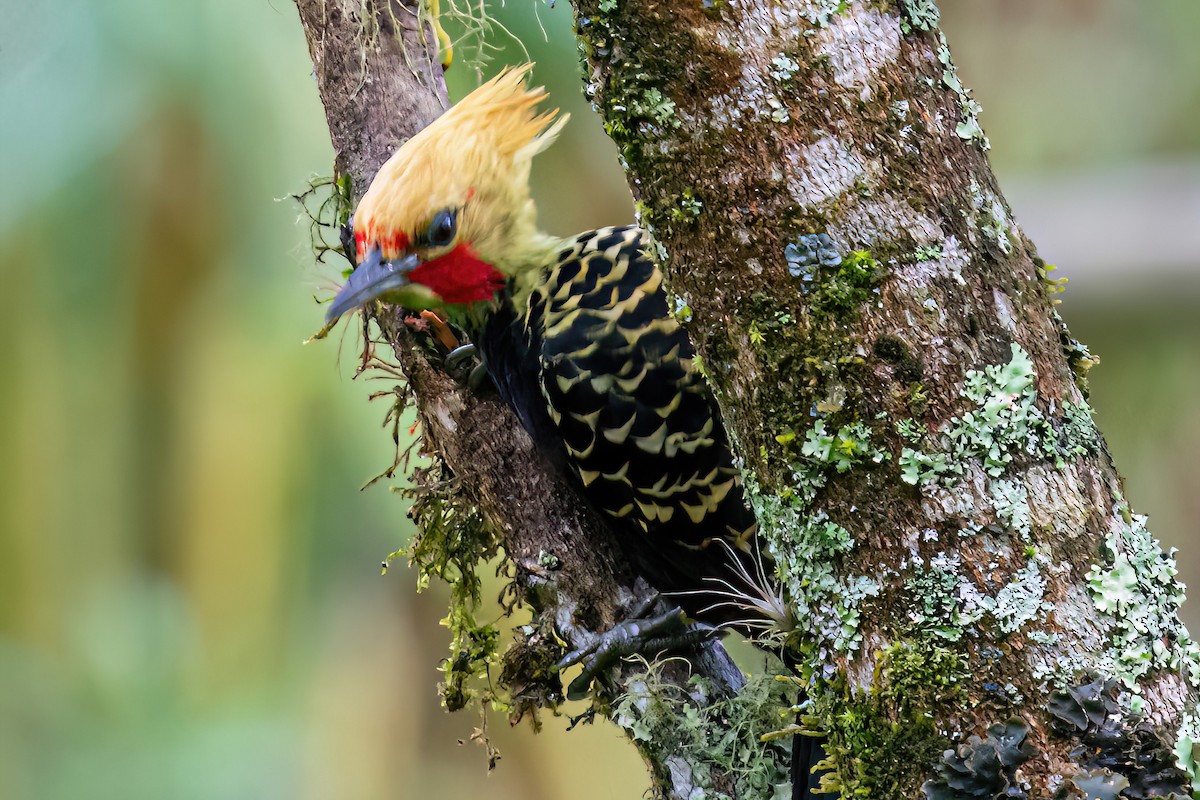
[408,244,505,305]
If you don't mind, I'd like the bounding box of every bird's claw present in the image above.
[444,343,493,392]
[558,602,721,701]
[445,343,477,370]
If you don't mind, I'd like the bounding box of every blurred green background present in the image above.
[1,1,1197,798]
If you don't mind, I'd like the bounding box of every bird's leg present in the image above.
[557,594,721,700]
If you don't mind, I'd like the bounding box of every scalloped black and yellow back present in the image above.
[479,226,757,600]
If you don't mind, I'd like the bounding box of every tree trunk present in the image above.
[570,0,1199,796]
[296,0,1200,797]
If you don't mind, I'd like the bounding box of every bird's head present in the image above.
[325,64,566,326]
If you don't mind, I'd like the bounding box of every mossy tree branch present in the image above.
[294,2,777,797]
[569,0,1199,795]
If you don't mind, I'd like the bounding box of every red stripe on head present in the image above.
[354,226,410,263]
[408,244,505,305]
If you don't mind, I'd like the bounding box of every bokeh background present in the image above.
[1,1,1198,797]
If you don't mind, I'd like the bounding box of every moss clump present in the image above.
[611,666,793,799]
[813,639,963,797]
[785,238,885,318]
[810,250,887,318]
[400,463,503,712]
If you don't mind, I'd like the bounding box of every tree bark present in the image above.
[570,0,1199,796]
[294,3,771,798]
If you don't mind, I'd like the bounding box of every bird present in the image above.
[322,64,821,798]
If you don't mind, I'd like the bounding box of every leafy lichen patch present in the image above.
[746,473,881,668]
[897,0,940,34]
[900,344,1092,487]
[1086,509,1197,688]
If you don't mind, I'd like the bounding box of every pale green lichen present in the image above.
[990,478,1032,539]
[898,0,940,33]
[803,0,850,28]
[896,418,927,444]
[970,180,1014,254]
[906,552,984,641]
[769,53,801,82]
[991,560,1047,634]
[625,86,679,129]
[913,244,943,263]
[936,33,989,149]
[1086,508,1197,687]
[1060,400,1101,458]
[611,665,793,800]
[901,344,1090,486]
[1174,711,1200,784]
[905,549,1046,640]
[746,473,880,667]
[800,420,889,474]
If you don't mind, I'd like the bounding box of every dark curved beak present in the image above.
[325,248,421,325]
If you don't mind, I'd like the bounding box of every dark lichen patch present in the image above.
[922,719,1035,800]
[1047,678,1192,799]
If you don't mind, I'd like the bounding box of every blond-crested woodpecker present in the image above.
[323,65,820,798]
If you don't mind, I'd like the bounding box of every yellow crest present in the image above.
[353,63,568,269]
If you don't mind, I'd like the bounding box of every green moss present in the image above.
[399,463,504,711]
[810,250,887,318]
[812,639,962,797]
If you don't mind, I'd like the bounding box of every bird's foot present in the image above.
[444,343,490,391]
[557,595,720,700]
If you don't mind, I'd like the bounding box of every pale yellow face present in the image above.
[351,65,566,276]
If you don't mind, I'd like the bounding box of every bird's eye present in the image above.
[425,208,458,248]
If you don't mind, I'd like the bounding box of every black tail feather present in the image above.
[792,726,826,800]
